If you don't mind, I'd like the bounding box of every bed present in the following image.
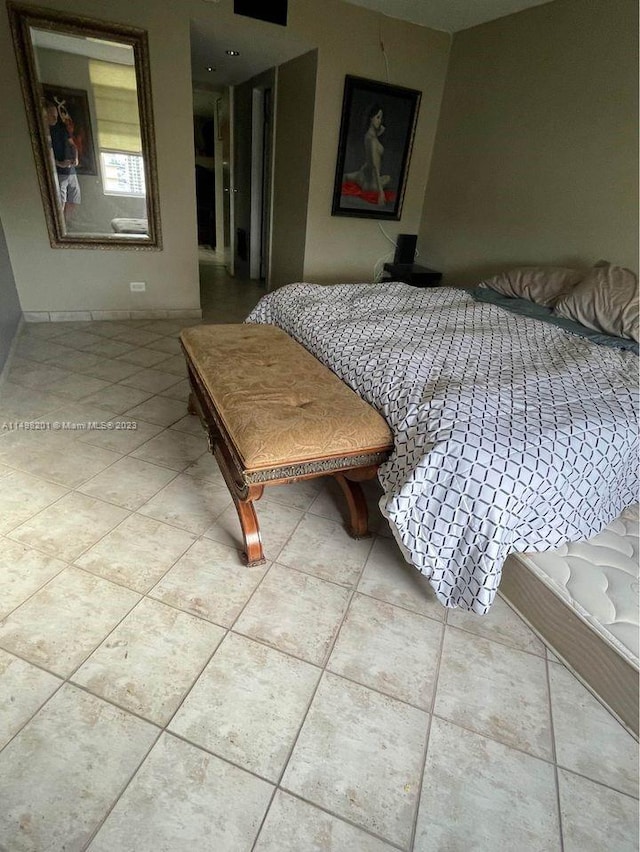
[110,217,148,235]
[502,503,639,733]
[246,281,638,615]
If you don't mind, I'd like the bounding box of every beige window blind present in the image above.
[89,60,142,154]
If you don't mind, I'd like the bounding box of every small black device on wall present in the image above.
[394,234,417,265]
[234,0,288,26]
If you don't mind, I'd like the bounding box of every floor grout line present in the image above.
[546,654,566,852]
[79,726,163,851]
[262,789,407,851]
[407,601,447,851]
[249,533,380,848]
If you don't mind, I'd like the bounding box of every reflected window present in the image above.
[100,151,145,196]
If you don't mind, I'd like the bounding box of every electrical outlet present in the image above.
[129,281,146,292]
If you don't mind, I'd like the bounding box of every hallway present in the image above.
[198,249,266,324]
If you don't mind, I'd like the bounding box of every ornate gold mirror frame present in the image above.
[8,2,162,249]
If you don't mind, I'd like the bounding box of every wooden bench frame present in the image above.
[183,356,392,566]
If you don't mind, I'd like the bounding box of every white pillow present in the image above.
[480,267,584,307]
[553,264,639,342]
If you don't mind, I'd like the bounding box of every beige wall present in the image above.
[0,0,451,314]
[419,0,639,285]
[271,50,317,290]
[298,1,451,284]
[0,0,201,314]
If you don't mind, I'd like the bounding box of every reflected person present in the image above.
[344,104,391,206]
[44,99,80,222]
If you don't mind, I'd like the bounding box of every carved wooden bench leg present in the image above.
[334,472,370,538]
[209,427,267,566]
[233,495,266,567]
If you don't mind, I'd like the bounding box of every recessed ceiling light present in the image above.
[225,49,240,56]
[206,65,216,72]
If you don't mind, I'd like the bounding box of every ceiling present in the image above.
[190,17,312,89]
[341,0,556,33]
[191,0,555,90]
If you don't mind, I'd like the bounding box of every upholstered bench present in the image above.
[180,324,394,566]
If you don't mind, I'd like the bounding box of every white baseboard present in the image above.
[22,308,202,323]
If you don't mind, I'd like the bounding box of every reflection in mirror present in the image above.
[8,4,161,249]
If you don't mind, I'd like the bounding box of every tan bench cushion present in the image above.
[180,324,393,472]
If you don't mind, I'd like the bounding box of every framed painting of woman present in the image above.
[331,75,421,220]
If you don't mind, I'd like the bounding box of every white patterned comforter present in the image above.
[246,283,638,613]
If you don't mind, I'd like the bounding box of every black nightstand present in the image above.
[383,263,442,287]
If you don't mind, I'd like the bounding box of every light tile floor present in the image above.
[0,299,638,851]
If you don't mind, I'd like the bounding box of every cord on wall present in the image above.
[374,20,391,280]
[372,223,396,283]
[378,18,390,83]
[371,20,422,283]
[378,222,396,248]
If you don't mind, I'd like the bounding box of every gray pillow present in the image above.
[553,264,639,342]
[479,267,584,307]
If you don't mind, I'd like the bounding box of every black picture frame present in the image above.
[41,83,97,176]
[331,75,421,220]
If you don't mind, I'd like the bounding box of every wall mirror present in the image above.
[8,3,161,249]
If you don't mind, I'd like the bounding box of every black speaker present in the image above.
[394,234,417,265]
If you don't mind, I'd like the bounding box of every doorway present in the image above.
[229,66,275,286]
[192,87,227,270]
[249,84,273,284]
[190,19,316,296]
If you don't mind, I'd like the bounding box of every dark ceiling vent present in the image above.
[233,0,288,26]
